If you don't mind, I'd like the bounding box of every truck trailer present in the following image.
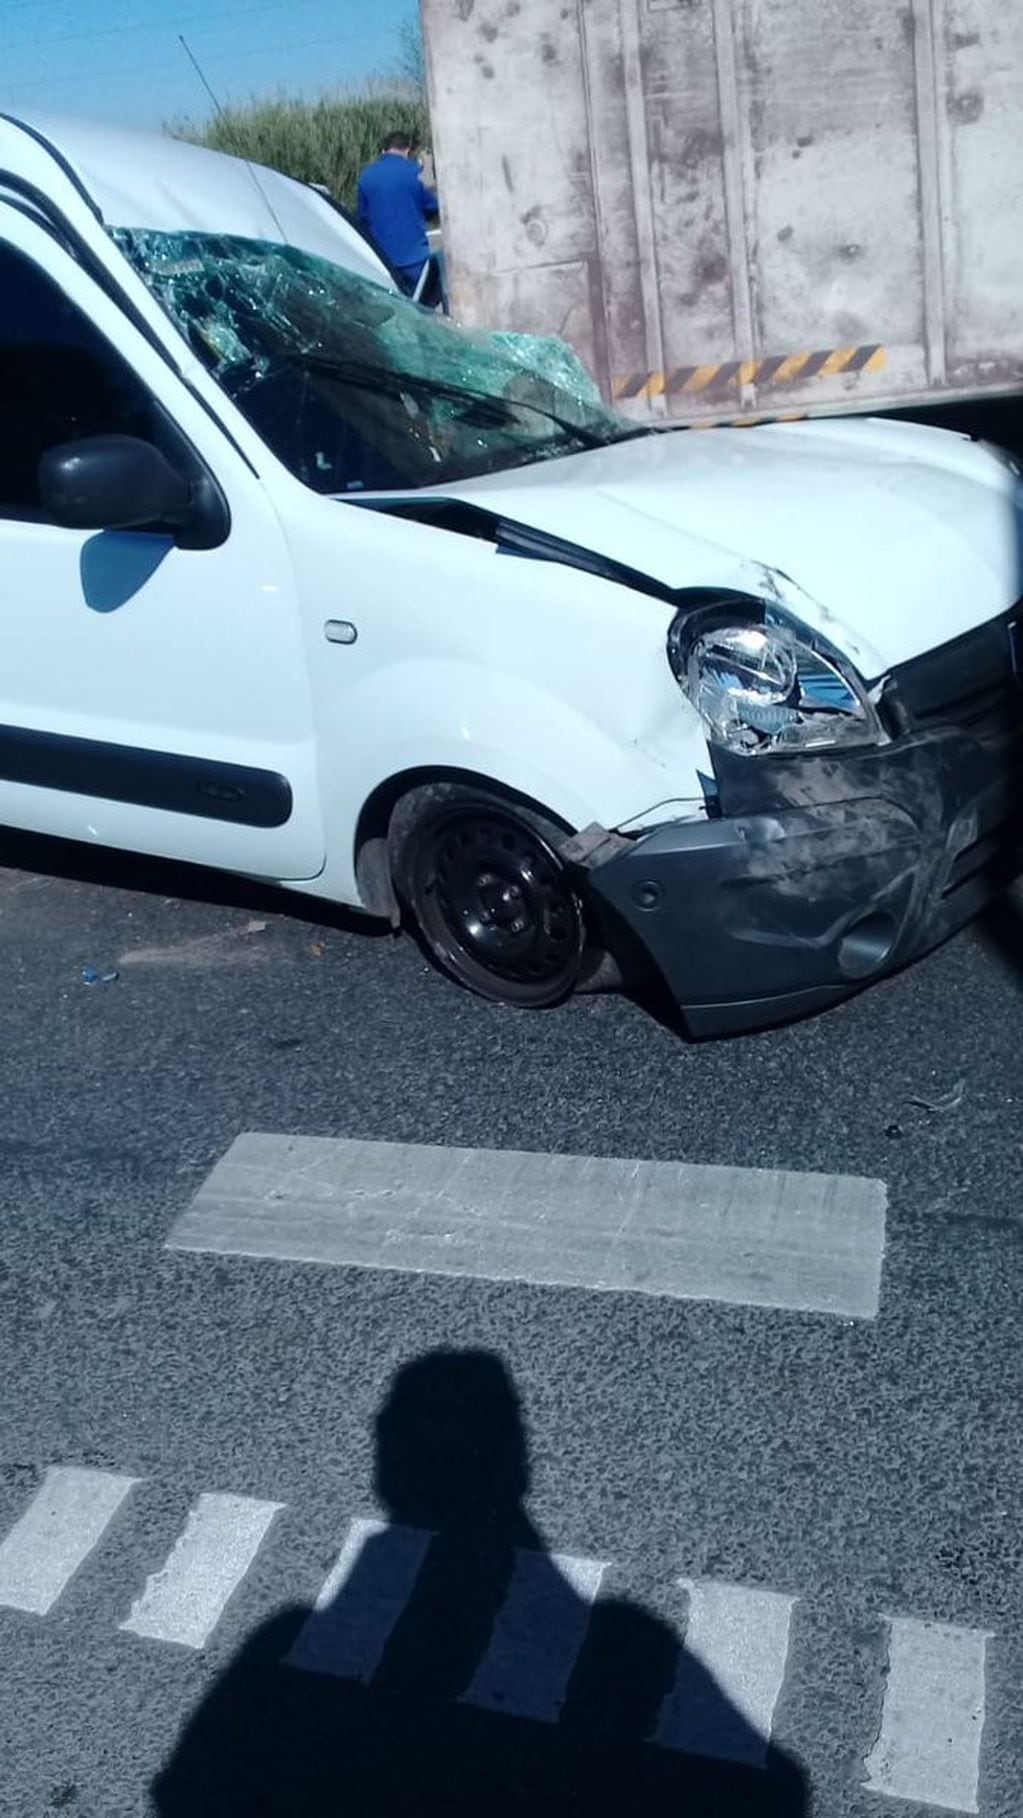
[422,0,1023,425]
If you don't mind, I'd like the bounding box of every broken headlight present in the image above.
[669,610,883,756]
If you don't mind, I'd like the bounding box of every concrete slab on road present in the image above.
[167,1132,887,1320]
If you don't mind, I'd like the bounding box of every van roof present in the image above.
[1,111,390,286]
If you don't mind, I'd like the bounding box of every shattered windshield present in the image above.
[111,229,646,494]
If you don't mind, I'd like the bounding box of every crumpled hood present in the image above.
[444,416,1023,675]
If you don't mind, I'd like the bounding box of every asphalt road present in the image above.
[0,832,1021,1817]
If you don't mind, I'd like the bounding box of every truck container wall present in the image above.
[422,0,1023,421]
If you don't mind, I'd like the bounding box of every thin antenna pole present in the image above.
[177,32,290,243]
[179,33,224,117]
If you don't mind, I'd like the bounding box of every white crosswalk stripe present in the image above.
[285,1517,431,1680]
[120,1492,283,1650]
[863,1615,989,1813]
[656,1579,796,1766]
[0,1466,137,1615]
[462,1548,607,1723]
[168,1132,888,1320]
[0,1468,996,1810]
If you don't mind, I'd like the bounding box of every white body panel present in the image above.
[443,415,1022,675]
[0,114,1019,918]
[0,207,323,878]
[279,495,706,902]
[6,112,390,287]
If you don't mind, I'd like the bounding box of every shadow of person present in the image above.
[152,1349,808,1817]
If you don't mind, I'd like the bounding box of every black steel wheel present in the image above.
[389,786,586,1007]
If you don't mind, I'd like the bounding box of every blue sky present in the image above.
[0,0,417,128]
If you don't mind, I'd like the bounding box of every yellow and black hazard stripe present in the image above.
[688,409,810,431]
[613,344,885,403]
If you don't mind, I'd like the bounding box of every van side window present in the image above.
[0,242,156,520]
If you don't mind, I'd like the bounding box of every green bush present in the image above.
[174,92,431,211]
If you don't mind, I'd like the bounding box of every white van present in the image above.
[1,113,1021,1034]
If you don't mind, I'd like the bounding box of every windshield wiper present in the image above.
[236,350,627,451]
[356,362,654,450]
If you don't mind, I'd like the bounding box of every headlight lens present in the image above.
[673,617,882,756]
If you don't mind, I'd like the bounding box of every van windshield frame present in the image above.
[111,228,649,494]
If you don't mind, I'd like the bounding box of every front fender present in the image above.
[313,657,708,903]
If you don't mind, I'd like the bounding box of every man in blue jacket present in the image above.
[357,132,441,302]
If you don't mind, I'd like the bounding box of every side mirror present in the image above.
[38,435,228,549]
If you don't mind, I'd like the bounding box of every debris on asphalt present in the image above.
[885,1123,904,1139]
[118,930,270,970]
[310,941,325,957]
[244,919,268,934]
[82,966,119,985]
[908,1079,966,1114]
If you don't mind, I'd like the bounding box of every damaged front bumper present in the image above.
[581,714,1023,1037]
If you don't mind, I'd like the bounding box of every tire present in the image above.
[388,784,587,1008]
